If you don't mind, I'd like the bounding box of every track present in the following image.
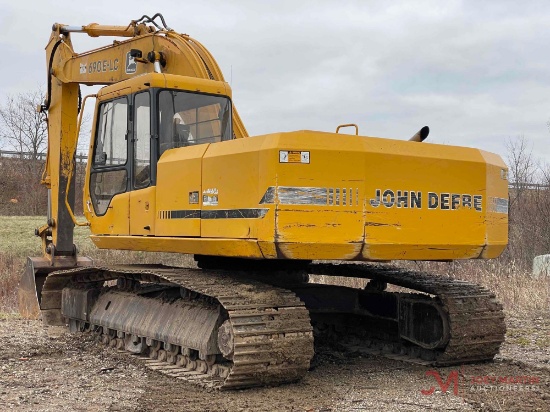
[41,265,314,390]
[37,262,506,390]
[305,263,506,366]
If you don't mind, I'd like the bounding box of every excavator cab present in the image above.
[83,73,233,235]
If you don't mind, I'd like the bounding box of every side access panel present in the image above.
[130,186,156,235]
[155,145,207,237]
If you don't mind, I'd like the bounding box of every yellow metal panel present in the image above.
[163,74,230,98]
[96,73,230,100]
[362,244,485,261]
[90,235,263,258]
[256,132,367,245]
[201,137,266,239]
[155,145,207,237]
[267,242,363,260]
[89,193,129,235]
[479,150,509,258]
[360,141,488,260]
[130,186,156,235]
[97,86,132,101]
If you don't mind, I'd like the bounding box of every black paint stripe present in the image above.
[259,187,276,204]
[170,210,201,219]
[202,208,268,219]
[159,208,268,220]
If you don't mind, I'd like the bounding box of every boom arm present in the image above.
[40,15,248,261]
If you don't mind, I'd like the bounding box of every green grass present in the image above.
[0,216,48,256]
[0,215,193,263]
[0,311,20,320]
[0,216,195,314]
[514,337,532,346]
[0,215,95,257]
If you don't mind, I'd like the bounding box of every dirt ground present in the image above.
[0,313,548,412]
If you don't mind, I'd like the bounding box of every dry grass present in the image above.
[398,260,549,315]
[312,259,549,315]
[0,252,21,314]
[0,216,548,317]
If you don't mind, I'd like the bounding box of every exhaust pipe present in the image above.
[409,126,430,142]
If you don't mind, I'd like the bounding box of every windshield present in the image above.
[158,90,232,156]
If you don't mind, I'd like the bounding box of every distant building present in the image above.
[533,255,550,278]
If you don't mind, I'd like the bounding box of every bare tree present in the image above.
[0,88,47,160]
[0,87,92,215]
[506,136,538,210]
[0,89,47,214]
[503,135,550,267]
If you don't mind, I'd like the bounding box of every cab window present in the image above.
[158,90,231,156]
[90,97,128,215]
[93,97,128,167]
[133,92,151,189]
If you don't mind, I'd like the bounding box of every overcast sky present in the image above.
[1,0,549,164]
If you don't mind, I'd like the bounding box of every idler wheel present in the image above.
[217,320,234,359]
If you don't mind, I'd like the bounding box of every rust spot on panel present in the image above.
[281,208,360,214]
[365,221,402,227]
[282,223,316,230]
[274,243,288,259]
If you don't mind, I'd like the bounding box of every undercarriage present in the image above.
[36,261,506,390]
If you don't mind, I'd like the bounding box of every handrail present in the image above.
[336,123,359,135]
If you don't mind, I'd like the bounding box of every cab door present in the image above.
[86,95,130,236]
[129,91,156,235]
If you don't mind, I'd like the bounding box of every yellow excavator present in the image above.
[18,14,508,389]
